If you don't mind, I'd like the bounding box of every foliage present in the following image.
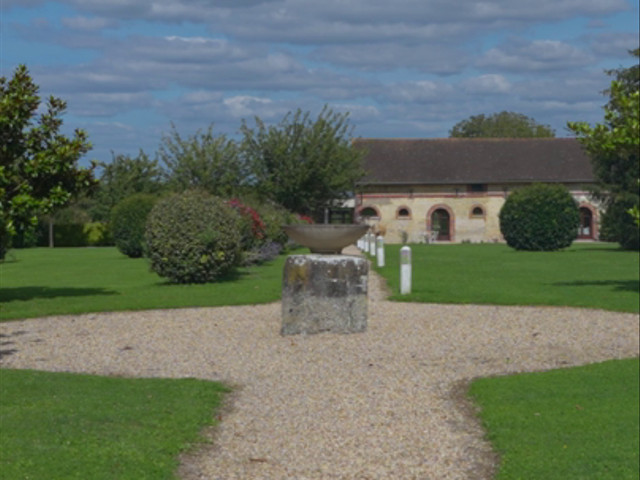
[469,358,639,480]
[240,106,365,216]
[568,50,639,250]
[1,369,228,480]
[449,111,555,138]
[110,193,158,258]
[91,151,164,222]
[158,123,246,197]
[499,183,579,251]
[83,222,112,246]
[226,198,266,251]
[0,64,95,259]
[372,243,639,313]
[145,190,242,284]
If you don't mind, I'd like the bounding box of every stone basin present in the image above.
[283,224,369,254]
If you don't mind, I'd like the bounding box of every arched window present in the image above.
[471,206,484,218]
[359,206,379,219]
[396,206,411,219]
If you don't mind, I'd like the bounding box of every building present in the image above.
[354,138,599,244]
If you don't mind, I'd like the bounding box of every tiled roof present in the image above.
[354,138,595,185]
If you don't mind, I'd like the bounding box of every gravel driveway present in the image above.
[1,265,638,479]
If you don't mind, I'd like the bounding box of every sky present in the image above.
[2,0,639,166]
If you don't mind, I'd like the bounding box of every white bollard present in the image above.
[400,245,411,295]
[362,234,369,253]
[376,235,385,267]
[368,232,376,256]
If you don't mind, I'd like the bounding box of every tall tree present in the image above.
[91,150,164,221]
[157,123,245,197]
[0,65,95,259]
[240,106,365,217]
[568,49,640,250]
[449,111,555,138]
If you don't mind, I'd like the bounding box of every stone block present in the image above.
[281,254,368,335]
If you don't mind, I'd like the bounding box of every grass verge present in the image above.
[0,369,228,480]
[372,242,639,313]
[468,358,640,480]
[0,247,298,321]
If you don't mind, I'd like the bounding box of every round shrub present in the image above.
[145,190,242,283]
[111,194,158,258]
[499,183,579,251]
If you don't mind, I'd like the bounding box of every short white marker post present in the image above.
[362,233,369,253]
[400,245,411,295]
[376,235,385,267]
[368,232,376,256]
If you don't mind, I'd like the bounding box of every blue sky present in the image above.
[2,0,638,166]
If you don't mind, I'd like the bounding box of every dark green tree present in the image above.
[240,106,365,217]
[158,123,246,197]
[0,65,95,259]
[568,50,639,250]
[449,111,555,138]
[91,150,164,221]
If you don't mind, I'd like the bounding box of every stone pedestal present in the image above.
[281,255,368,335]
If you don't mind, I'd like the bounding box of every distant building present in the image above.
[354,138,599,243]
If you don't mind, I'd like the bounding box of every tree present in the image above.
[0,65,95,259]
[158,123,246,197]
[240,106,365,217]
[568,50,640,250]
[449,111,555,138]
[91,150,164,221]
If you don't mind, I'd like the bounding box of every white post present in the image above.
[362,233,369,253]
[376,235,385,267]
[400,245,411,295]
[368,232,376,256]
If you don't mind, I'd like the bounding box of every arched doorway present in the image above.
[431,208,451,241]
[578,206,594,239]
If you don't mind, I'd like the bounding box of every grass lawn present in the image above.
[0,247,297,321]
[372,242,639,313]
[0,369,228,480]
[468,358,640,480]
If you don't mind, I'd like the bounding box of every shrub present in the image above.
[111,194,158,258]
[499,183,579,251]
[145,190,242,283]
[84,222,113,246]
[226,198,266,251]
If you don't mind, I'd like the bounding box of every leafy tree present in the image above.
[240,106,365,217]
[0,65,95,259]
[568,50,640,250]
[158,123,246,197]
[449,111,555,138]
[91,150,164,221]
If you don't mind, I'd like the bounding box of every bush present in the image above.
[84,222,113,246]
[599,197,639,250]
[145,190,242,283]
[226,198,266,251]
[499,183,579,251]
[111,194,158,258]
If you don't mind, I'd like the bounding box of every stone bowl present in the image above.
[282,224,369,254]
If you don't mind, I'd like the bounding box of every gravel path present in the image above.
[1,261,638,479]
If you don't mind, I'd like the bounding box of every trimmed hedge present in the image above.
[145,190,242,284]
[499,183,579,251]
[111,193,158,258]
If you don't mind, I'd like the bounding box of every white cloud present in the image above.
[477,39,594,72]
[61,15,116,30]
[462,74,512,94]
